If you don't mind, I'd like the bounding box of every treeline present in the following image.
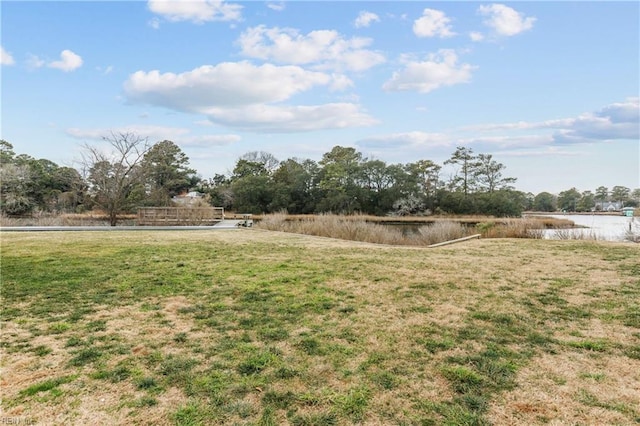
[1,136,197,224]
[1,135,638,223]
[204,145,525,217]
[533,186,640,212]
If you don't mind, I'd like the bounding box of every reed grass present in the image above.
[255,213,580,245]
[476,218,556,239]
[257,212,405,245]
[0,211,137,227]
[256,213,476,246]
[257,213,572,226]
[624,218,640,243]
[416,220,469,245]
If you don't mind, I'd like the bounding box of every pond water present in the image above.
[536,214,639,242]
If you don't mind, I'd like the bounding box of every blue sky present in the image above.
[1,1,638,195]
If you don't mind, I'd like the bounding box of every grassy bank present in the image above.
[1,230,639,425]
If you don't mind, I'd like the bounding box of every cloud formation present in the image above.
[354,11,380,29]
[553,99,639,143]
[124,61,338,109]
[203,103,377,133]
[24,50,83,71]
[466,98,639,143]
[66,125,240,147]
[147,0,242,23]
[356,99,638,157]
[238,25,385,72]
[413,9,455,38]
[478,3,536,36]
[383,50,475,93]
[266,2,285,12]
[357,131,450,150]
[1,46,15,66]
[123,61,376,132]
[26,54,45,70]
[48,49,83,72]
[469,32,484,42]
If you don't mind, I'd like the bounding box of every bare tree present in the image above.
[80,132,150,226]
[240,151,280,173]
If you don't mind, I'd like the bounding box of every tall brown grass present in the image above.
[0,212,135,227]
[256,213,475,246]
[416,221,469,245]
[625,218,640,242]
[255,213,586,245]
[476,218,555,239]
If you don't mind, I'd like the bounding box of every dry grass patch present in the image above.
[488,352,640,425]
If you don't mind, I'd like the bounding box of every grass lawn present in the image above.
[1,229,639,425]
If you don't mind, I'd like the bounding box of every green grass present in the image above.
[19,375,77,397]
[1,231,639,425]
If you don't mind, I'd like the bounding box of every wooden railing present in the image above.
[137,207,224,226]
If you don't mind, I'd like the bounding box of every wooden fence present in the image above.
[137,207,224,226]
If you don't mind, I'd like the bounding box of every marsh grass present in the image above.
[0,211,137,227]
[1,231,638,425]
[256,213,579,245]
[257,213,474,245]
[483,217,569,239]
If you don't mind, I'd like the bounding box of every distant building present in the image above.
[596,201,623,211]
[172,191,205,206]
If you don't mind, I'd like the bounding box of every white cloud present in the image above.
[494,147,582,157]
[26,54,45,70]
[96,65,114,75]
[1,46,15,66]
[67,125,189,141]
[147,0,242,24]
[66,125,240,146]
[24,50,83,72]
[478,4,536,37]
[124,61,334,110]
[554,108,639,143]
[266,2,285,12]
[123,61,375,132]
[458,134,553,149]
[469,31,485,42]
[596,97,640,124]
[354,11,380,29]
[180,134,241,146]
[357,132,558,155]
[413,8,455,38]
[463,98,639,145]
[383,49,476,93]
[357,131,450,149]
[148,17,161,29]
[48,50,83,72]
[238,25,385,72]
[202,103,377,133]
[328,73,354,91]
[357,99,638,160]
